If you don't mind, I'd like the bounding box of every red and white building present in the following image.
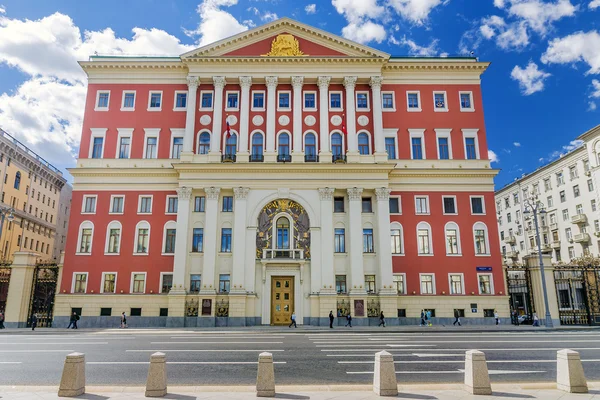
[55,18,507,327]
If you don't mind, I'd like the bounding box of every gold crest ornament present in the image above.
[262,34,307,57]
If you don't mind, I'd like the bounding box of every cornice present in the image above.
[185,57,387,65]
[79,61,186,73]
[382,62,490,73]
[173,163,396,175]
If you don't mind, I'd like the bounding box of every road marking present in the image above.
[126,349,285,352]
[0,362,22,364]
[0,342,108,345]
[385,340,600,344]
[150,341,284,345]
[1,350,75,352]
[321,347,600,353]
[321,348,435,352]
[87,362,287,365]
[170,336,285,339]
[339,359,600,364]
[347,370,545,375]
[318,345,436,349]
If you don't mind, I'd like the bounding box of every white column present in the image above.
[201,187,220,293]
[317,76,331,163]
[347,187,365,293]
[344,76,359,163]
[238,77,252,162]
[375,187,395,295]
[291,76,304,162]
[319,188,335,294]
[265,76,278,162]
[182,77,199,159]
[209,76,226,162]
[171,187,192,293]
[231,187,249,293]
[370,76,387,163]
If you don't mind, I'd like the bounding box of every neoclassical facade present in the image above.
[55,18,507,327]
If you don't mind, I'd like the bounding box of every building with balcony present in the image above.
[55,18,507,327]
[496,124,600,265]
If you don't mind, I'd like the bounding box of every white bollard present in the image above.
[373,350,398,396]
[145,352,167,397]
[557,349,588,393]
[464,350,492,395]
[256,352,275,397]
[57,352,86,397]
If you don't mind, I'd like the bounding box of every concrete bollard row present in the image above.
[256,352,276,397]
[145,352,168,397]
[373,351,398,396]
[58,352,86,397]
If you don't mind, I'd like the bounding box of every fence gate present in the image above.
[505,266,535,323]
[0,265,10,313]
[27,264,59,328]
[554,266,600,326]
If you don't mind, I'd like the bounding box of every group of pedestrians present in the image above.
[420,309,432,326]
[323,311,386,328]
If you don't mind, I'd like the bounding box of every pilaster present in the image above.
[319,188,336,295]
[171,187,192,294]
[200,187,220,294]
[208,76,226,163]
[344,76,359,163]
[181,76,199,162]
[375,187,396,296]
[348,187,365,294]
[231,187,249,293]
[4,252,37,327]
[370,76,387,163]
[291,76,305,163]
[318,76,332,163]
[237,77,252,162]
[265,76,278,162]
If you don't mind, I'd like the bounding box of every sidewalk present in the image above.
[2,383,600,399]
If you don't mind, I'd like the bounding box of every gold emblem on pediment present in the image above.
[262,34,307,57]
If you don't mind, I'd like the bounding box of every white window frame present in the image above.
[406,91,422,112]
[81,195,98,215]
[71,272,89,294]
[389,196,402,215]
[133,221,151,255]
[115,128,133,159]
[130,272,147,294]
[470,195,486,215]
[357,130,372,155]
[416,221,433,256]
[330,130,345,154]
[409,129,426,159]
[444,221,462,256]
[173,90,188,111]
[161,221,177,256]
[355,91,370,111]
[100,272,118,294]
[251,90,266,112]
[143,128,160,159]
[381,91,396,112]
[302,130,319,153]
[448,273,465,295]
[390,222,404,256]
[459,91,475,112]
[303,91,317,111]
[414,195,430,215]
[88,128,107,159]
[433,91,448,112]
[76,221,94,256]
[393,273,407,294]
[170,128,185,159]
[383,129,399,160]
[137,195,153,215]
[109,194,125,215]
[95,90,110,111]
[329,91,344,111]
[473,222,491,256]
[147,90,163,111]
[442,195,458,215]
[199,90,214,111]
[477,273,495,295]
[165,195,178,215]
[419,273,436,294]
[104,221,122,255]
[159,272,174,294]
[462,128,480,160]
[435,128,453,160]
[277,90,292,111]
[225,90,240,111]
[120,90,136,111]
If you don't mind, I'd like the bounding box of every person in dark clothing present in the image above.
[67,312,79,329]
[420,310,426,326]
[288,312,297,328]
[0,311,5,329]
[378,311,386,327]
[453,309,461,326]
[329,311,334,328]
[30,314,38,331]
[345,313,352,327]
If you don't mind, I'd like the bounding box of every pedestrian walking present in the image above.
[453,309,461,326]
[420,310,426,326]
[512,309,519,326]
[426,310,432,326]
[494,310,500,325]
[30,313,38,331]
[533,313,539,327]
[329,311,334,329]
[0,311,5,329]
[378,311,386,327]
[288,312,297,328]
[345,313,352,327]
[67,312,79,329]
[120,312,128,328]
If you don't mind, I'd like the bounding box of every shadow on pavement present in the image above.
[397,394,438,400]
[76,395,110,400]
[164,394,198,400]
[491,393,535,399]
[274,394,310,399]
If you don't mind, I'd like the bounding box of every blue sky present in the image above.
[0,0,598,187]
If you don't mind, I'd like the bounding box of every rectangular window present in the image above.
[335,275,347,294]
[161,274,173,294]
[103,273,116,294]
[139,196,152,213]
[391,228,402,254]
[560,190,566,202]
[434,92,447,110]
[593,200,597,212]
[223,196,233,212]
[382,92,394,109]
[226,92,239,109]
[438,137,449,160]
[573,185,580,198]
[190,274,201,293]
[361,197,372,213]
[330,92,342,109]
[393,274,405,294]
[443,196,456,214]
[385,137,396,159]
[175,92,187,109]
[415,196,429,214]
[557,172,565,186]
[201,92,213,109]
[219,274,230,293]
[411,137,423,159]
[111,196,124,214]
[334,197,345,213]
[123,92,135,109]
[221,228,232,252]
[420,274,434,294]
[363,229,374,253]
[167,196,178,214]
[135,227,149,253]
[465,137,477,160]
[548,196,554,208]
[478,274,492,294]
[91,137,104,159]
[576,204,584,215]
[192,228,204,252]
[334,228,346,253]
[562,209,569,221]
[471,197,485,214]
[96,91,109,109]
[365,275,376,294]
[132,273,146,293]
[304,92,316,109]
[171,137,183,159]
[194,196,205,212]
[107,229,120,253]
[389,197,400,214]
[249,92,264,110]
[118,137,131,159]
[164,229,176,253]
[407,92,420,110]
[588,179,594,192]
[449,274,463,294]
[130,308,142,316]
[460,92,473,110]
[544,178,552,191]
[278,92,290,109]
[570,166,578,180]
[145,137,158,159]
[149,92,162,109]
[83,196,96,213]
[356,92,369,109]
[74,273,87,293]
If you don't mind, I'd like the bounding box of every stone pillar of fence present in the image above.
[3,252,38,328]
[525,254,561,327]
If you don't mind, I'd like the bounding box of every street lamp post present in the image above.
[0,206,15,260]
[523,195,554,328]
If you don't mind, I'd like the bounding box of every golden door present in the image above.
[271,276,294,325]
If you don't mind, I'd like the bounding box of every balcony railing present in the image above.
[551,240,561,249]
[574,233,591,243]
[332,154,347,163]
[505,250,519,259]
[571,213,588,225]
[222,154,236,163]
[549,223,559,231]
[277,154,292,163]
[249,154,264,162]
[304,154,318,163]
[262,249,304,260]
[504,236,516,245]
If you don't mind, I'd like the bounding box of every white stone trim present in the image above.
[416,221,433,256]
[137,194,153,215]
[444,221,462,256]
[104,220,122,255]
[473,221,491,256]
[94,90,110,111]
[330,130,345,154]
[433,90,448,112]
[173,90,188,111]
[130,272,147,294]
[470,195,486,215]
[448,272,465,295]
[89,128,107,159]
[459,91,475,112]
[406,90,422,112]
[303,90,317,112]
[302,130,319,153]
[277,90,292,112]
[419,272,436,295]
[165,195,178,215]
[199,90,214,111]
[143,128,160,159]
[409,129,426,160]
[329,91,344,112]
[383,129,399,159]
[225,90,240,111]
[477,272,495,295]
[381,91,396,112]
[115,128,133,159]
[355,90,370,112]
[442,195,458,215]
[462,128,480,160]
[100,272,118,294]
[109,194,125,215]
[389,195,402,215]
[357,130,372,155]
[147,90,163,111]
[435,129,453,160]
[71,272,89,294]
[133,221,151,255]
[196,130,211,155]
[276,130,292,153]
[120,90,136,111]
[251,90,266,111]
[75,220,94,256]
[390,221,404,256]
[161,220,177,255]
[414,194,430,215]
[169,128,185,159]
[81,194,97,214]
[159,272,173,294]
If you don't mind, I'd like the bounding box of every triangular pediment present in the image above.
[181,18,390,59]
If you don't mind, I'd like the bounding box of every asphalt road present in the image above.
[2,328,600,386]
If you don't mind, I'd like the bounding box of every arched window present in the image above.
[278,133,290,159]
[276,217,290,249]
[304,133,316,161]
[390,222,404,255]
[163,221,177,254]
[331,133,343,156]
[416,222,433,255]
[197,132,210,154]
[134,221,150,254]
[77,221,94,254]
[358,132,370,155]
[105,221,122,255]
[445,222,461,255]
[251,132,264,161]
[473,222,490,255]
[225,133,237,155]
[14,171,21,190]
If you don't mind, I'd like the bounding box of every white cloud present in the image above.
[0,6,5,14]
[305,4,317,14]
[510,61,551,95]
[541,31,600,75]
[513,142,521,147]
[332,0,385,23]
[494,0,506,7]
[188,0,249,46]
[505,0,577,35]
[592,79,600,97]
[589,101,597,111]
[591,0,600,9]
[341,20,387,44]
[261,12,278,22]
[488,150,499,163]
[386,0,447,25]
[396,36,440,56]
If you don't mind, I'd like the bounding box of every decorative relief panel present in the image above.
[331,115,342,126]
[252,115,264,126]
[262,34,307,57]
[304,115,316,127]
[278,115,290,126]
[256,199,311,259]
[200,115,212,126]
[227,115,238,126]
[357,116,369,127]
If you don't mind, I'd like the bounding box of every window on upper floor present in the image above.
[356,92,369,110]
[303,92,316,110]
[382,92,394,110]
[433,92,447,111]
[145,136,158,159]
[122,91,135,110]
[471,196,485,214]
[573,185,580,198]
[278,92,290,110]
[588,179,594,192]
[465,138,477,160]
[569,165,578,180]
[438,137,450,160]
[192,228,204,253]
[362,197,372,213]
[334,228,346,253]
[407,92,420,111]
[110,196,124,214]
[556,172,565,186]
[443,196,457,214]
[330,92,342,109]
[334,197,345,213]
[389,197,400,214]
[200,91,213,109]
[138,196,152,214]
[14,172,21,190]
[415,196,429,214]
[171,137,183,159]
[221,228,232,252]
[385,137,396,159]
[82,196,97,214]
[226,92,239,109]
[118,136,131,159]
[174,92,187,109]
[166,196,178,214]
[197,132,210,155]
[194,196,205,212]
[363,229,374,253]
[96,91,110,110]
[148,91,162,110]
[222,196,233,212]
[358,133,370,155]
[91,137,104,159]
[459,91,474,111]
[411,137,423,160]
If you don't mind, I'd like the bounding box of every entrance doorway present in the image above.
[270,276,294,325]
